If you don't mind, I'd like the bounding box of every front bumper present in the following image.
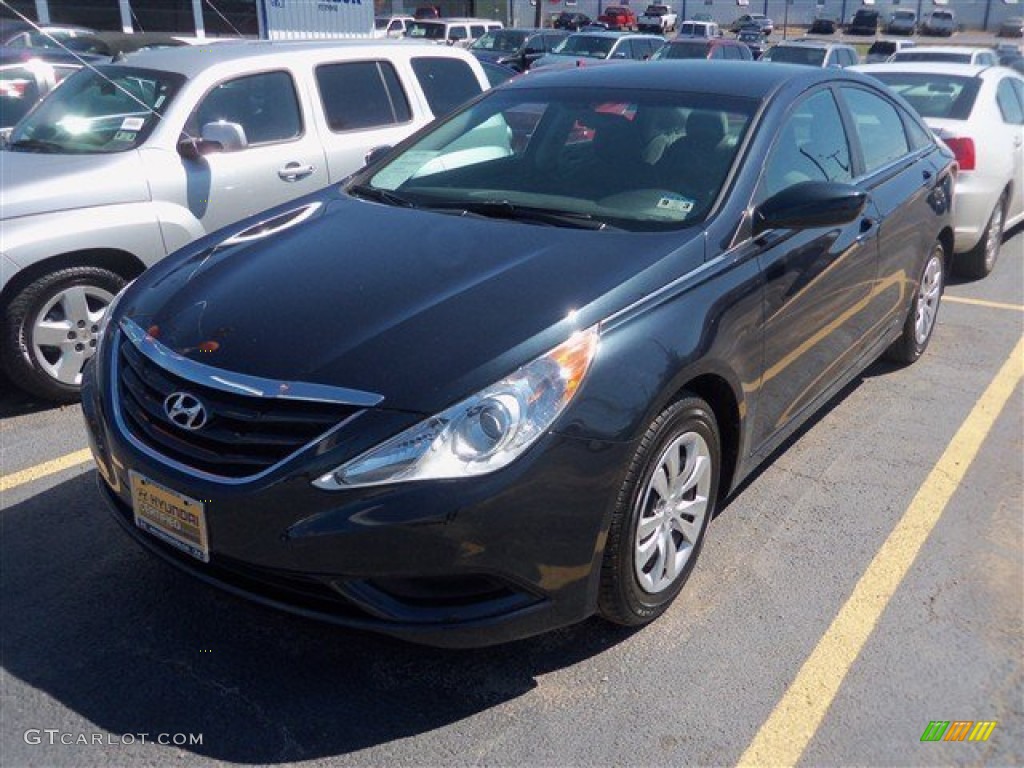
[81,362,633,647]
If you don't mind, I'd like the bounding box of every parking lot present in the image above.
[1,222,1020,766]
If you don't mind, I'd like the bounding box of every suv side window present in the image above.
[841,87,911,174]
[449,26,468,42]
[470,25,486,38]
[760,89,852,200]
[190,71,301,146]
[315,61,412,132]
[996,78,1024,125]
[411,56,483,117]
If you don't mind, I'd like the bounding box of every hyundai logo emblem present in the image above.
[163,392,208,431]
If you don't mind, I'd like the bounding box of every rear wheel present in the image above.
[958,192,1005,280]
[599,395,720,626]
[2,266,125,402]
[885,240,945,365]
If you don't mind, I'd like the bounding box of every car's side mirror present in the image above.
[753,181,866,237]
[200,121,248,153]
[364,144,393,166]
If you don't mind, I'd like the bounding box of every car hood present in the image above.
[0,150,149,220]
[120,190,702,414]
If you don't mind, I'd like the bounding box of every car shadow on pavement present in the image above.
[1,472,639,763]
[945,221,1024,288]
[0,374,67,419]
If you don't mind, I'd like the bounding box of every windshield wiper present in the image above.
[347,184,416,208]
[7,138,64,153]
[425,200,619,231]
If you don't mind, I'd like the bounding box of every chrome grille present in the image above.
[116,336,361,478]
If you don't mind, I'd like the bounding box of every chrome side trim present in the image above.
[111,328,366,485]
[120,317,384,407]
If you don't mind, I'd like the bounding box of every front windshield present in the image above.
[406,22,446,39]
[551,35,616,58]
[472,30,529,52]
[893,12,915,20]
[8,65,184,154]
[354,85,757,232]
[764,46,826,66]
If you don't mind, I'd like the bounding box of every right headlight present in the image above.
[314,326,599,489]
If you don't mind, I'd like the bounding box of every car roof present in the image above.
[118,39,477,78]
[513,59,859,98]
[894,45,983,56]
[774,39,851,49]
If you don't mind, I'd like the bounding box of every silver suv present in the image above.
[0,41,489,401]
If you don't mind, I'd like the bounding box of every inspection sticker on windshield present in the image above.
[112,131,136,143]
[121,116,145,131]
[656,194,695,216]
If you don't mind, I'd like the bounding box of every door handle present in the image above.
[278,162,315,181]
[855,217,877,242]
[1015,135,1023,148]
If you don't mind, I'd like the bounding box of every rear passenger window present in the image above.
[841,87,911,174]
[192,71,301,145]
[996,79,1024,125]
[411,57,483,117]
[316,61,412,131]
[449,26,467,41]
[470,25,485,38]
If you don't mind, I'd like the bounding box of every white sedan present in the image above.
[856,62,1024,278]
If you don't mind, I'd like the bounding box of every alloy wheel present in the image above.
[30,284,114,386]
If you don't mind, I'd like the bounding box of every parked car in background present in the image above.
[405,18,503,48]
[762,40,859,67]
[889,46,998,66]
[0,47,104,130]
[374,15,416,39]
[997,17,1024,38]
[532,31,663,68]
[471,28,568,72]
[865,39,915,63]
[638,5,678,34]
[82,61,955,647]
[597,6,638,31]
[920,10,956,36]
[63,31,190,58]
[675,20,720,38]
[736,25,768,58]
[652,36,752,60]
[0,41,491,401]
[808,16,839,35]
[0,19,93,48]
[730,14,773,35]
[886,10,918,36]
[855,62,1024,278]
[847,8,881,35]
[553,12,592,31]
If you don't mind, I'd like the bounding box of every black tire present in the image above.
[957,193,1006,280]
[885,240,945,365]
[599,395,720,626]
[2,266,125,402]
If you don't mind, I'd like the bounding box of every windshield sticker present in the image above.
[372,150,440,190]
[112,130,137,143]
[120,116,145,131]
[656,195,695,216]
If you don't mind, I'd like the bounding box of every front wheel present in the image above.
[2,266,125,402]
[884,240,945,365]
[599,395,720,626]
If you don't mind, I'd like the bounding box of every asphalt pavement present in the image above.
[1,227,1021,767]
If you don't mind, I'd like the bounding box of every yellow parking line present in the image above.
[944,296,1024,312]
[0,449,93,494]
[737,334,1024,768]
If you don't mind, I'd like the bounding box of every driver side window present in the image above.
[759,89,852,201]
[185,71,302,147]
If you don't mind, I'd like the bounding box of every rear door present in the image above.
[996,76,1024,224]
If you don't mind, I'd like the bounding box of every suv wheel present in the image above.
[2,266,125,402]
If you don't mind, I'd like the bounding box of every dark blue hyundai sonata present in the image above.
[82,62,955,646]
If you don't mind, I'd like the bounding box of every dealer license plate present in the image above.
[130,471,209,563]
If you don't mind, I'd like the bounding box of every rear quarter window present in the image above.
[411,57,483,117]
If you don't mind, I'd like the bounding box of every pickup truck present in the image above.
[637,5,677,34]
[597,6,638,31]
[0,41,491,402]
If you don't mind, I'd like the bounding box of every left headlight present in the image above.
[314,326,600,490]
